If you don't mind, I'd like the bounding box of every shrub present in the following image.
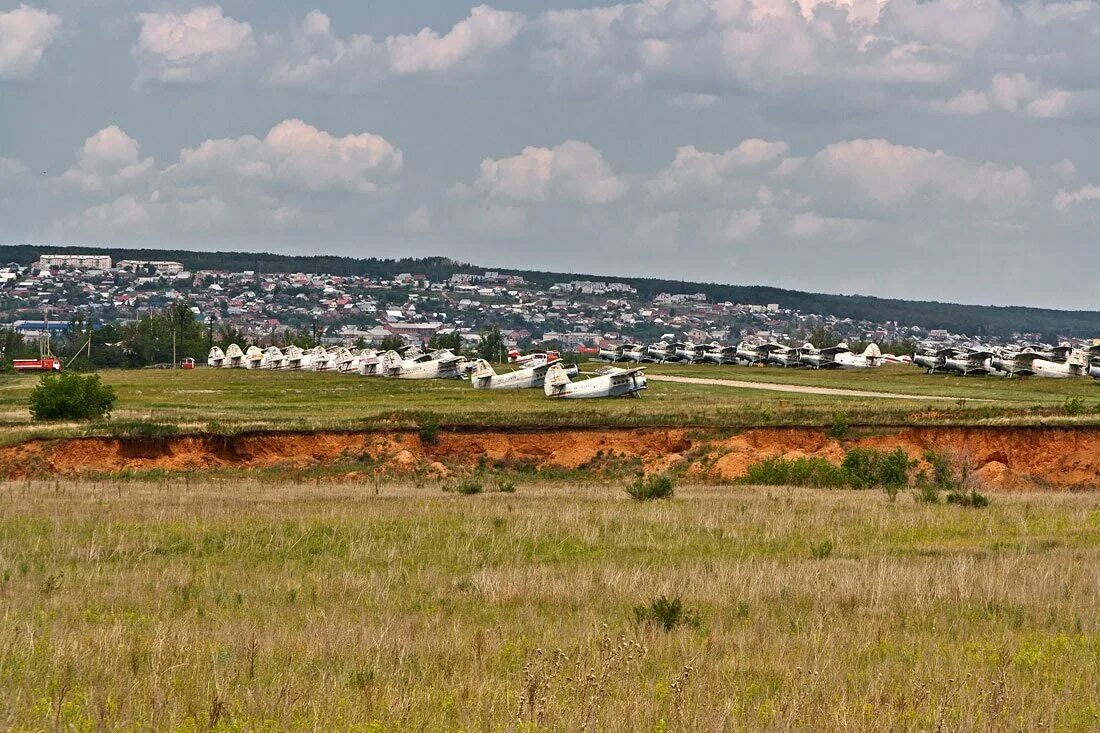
[913,476,941,504]
[738,456,849,489]
[454,479,483,495]
[495,478,517,493]
[827,412,850,439]
[810,539,834,559]
[841,448,912,491]
[946,488,990,508]
[1063,397,1088,416]
[923,450,960,491]
[633,595,701,631]
[418,415,440,444]
[29,373,117,422]
[625,473,676,501]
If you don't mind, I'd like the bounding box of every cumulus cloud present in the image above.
[172,119,402,194]
[705,208,764,243]
[812,138,1031,207]
[267,5,523,90]
[60,126,155,193]
[531,0,979,98]
[529,0,1100,119]
[134,6,256,84]
[933,73,1073,119]
[473,140,628,204]
[0,4,61,80]
[45,120,403,242]
[1053,185,1100,214]
[647,140,789,197]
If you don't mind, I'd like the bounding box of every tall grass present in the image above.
[0,479,1096,730]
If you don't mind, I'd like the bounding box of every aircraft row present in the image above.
[598,340,888,370]
[913,344,1100,379]
[206,344,648,398]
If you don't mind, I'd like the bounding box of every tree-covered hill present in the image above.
[5,244,1097,339]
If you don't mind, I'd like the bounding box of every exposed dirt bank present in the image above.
[2,426,1100,489]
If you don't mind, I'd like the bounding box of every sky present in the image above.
[1,0,1100,309]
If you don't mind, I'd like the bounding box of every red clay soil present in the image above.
[1,426,1098,489]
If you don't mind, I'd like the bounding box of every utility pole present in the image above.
[172,328,177,369]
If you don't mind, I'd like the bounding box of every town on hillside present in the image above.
[0,252,1068,361]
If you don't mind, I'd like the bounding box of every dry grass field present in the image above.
[2,478,1099,731]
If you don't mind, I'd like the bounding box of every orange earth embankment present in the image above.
[2,426,1100,489]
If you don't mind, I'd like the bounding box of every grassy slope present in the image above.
[1,480,1098,730]
[0,364,1097,444]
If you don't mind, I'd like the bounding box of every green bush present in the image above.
[495,478,517,493]
[453,479,483,495]
[810,539,834,559]
[923,450,959,491]
[841,448,912,491]
[738,456,849,488]
[633,595,701,631]
[418,415,441,444]
[946,488,990,508]
[827,412,850,439]
[1063,397,1088,416]
[625,474,676,501]
[29,373,117,422]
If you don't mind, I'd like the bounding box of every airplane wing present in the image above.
[528,358,561,376]
[967,350,995,360]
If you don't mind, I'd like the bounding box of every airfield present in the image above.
[2,364,1100,730]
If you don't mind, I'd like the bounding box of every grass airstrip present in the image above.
[0,363,1096,444]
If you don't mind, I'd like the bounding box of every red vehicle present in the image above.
[180,358,196,370]
[13,357,62,372]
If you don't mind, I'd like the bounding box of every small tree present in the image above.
[476,326,505,362]
[29,373,117,421]
[379,335,406,353]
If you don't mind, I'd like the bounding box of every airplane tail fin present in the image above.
[544,363,571,396]
[470,359,496,381]
[862,343,882,359]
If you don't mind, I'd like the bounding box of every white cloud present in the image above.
[473,140,628,204]
[990,73,1071,119]
[60,126,155,193]
[1051,159,1076,180]
[931,89,990,116]
[173,119,402,194]
[931,73,1073,119]
[1053,185,1100,214]
[73,194,160,235]
[134,6,256,84]
[813,138,1032,207]
[647,140,789,197]
[0,4,61,80]
[706,208,763,242]
[46,120,403,241]
[268,5,523,90]
[532,0,974,98]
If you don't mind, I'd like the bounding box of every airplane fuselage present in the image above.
[546,372,647,398]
